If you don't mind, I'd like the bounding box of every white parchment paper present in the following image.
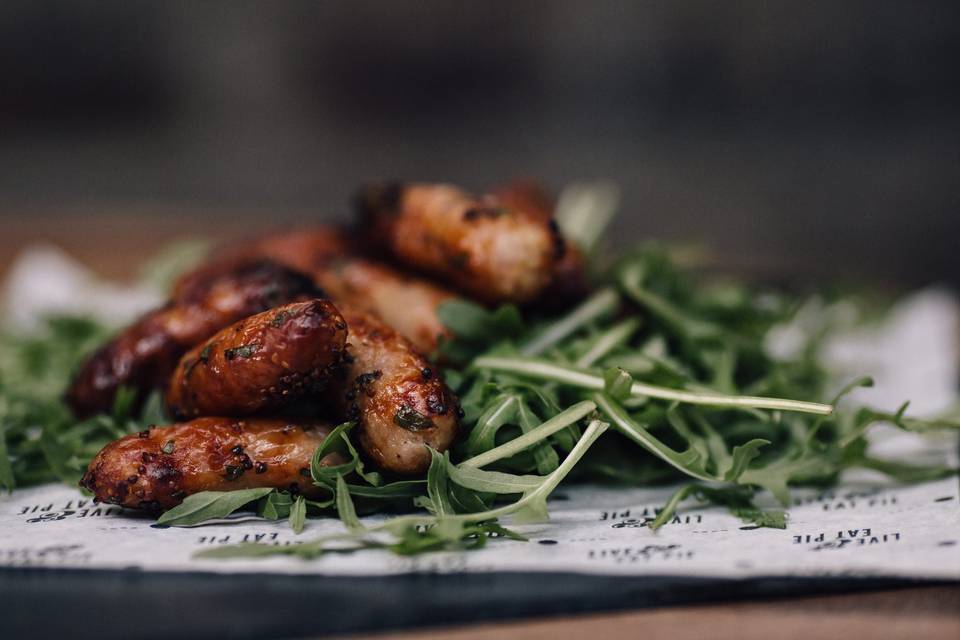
[0,248,957,578]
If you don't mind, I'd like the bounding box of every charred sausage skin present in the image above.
[356,183,559,304]
[66,260,319,418]
[315,257,454,354]
[166,299,347,420]
[333,305,459,475]
[80,418,338,510]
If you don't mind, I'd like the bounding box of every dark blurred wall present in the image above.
[1,1,957,284]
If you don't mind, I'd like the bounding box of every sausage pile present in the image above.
[73,181,583,512]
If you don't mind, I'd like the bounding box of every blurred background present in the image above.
[1,1,957,286]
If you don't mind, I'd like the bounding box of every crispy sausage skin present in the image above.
[333,305,459,475]
[314,257,454,354]
[356,183,559,304]
[195,226,457,354]
[166,299,347,420]
[66,261,319,418]
[491,180,589,306]
[80,418,338,510]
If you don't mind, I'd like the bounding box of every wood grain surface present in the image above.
[1,210,957,640]
[353,585,959,640]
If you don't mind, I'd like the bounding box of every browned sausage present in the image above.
[331,305,459,475]
[355,183,560,304]
[169,227,349,307]
[165,299,347,420]
[80,417,338,510]
[191,226,457,354]
[167,229,344,304]
[66,260,319,418]
[314,257,455,354]
[491,180,590,306]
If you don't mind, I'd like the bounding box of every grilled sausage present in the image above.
[193,226,457,354]
[166,299,347,420]
[355,183,559,304]
[66,260,319,418]
[80,418,338,510]
[168,228,346,302]
[332,305,459,475]
[491,180,589,306]
[314,257,454,354]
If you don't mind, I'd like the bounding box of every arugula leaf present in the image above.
[289,495,306,534]
[838,402,960,449]
[575,317,641,368]
[859,457,957,483]
[337,480,426,500]
[39,426,82,484]
[425,448,456,516]
[437,300,524,340]
[446,454,544,494]
[738,454,835,506]
[733,507,787,529]
[595,393,716,482]
[516,399,559,474]
[460,400,596,469]
[335,475,364,533]
[617,262,723,343]
[603,367,633,401]
[435,300,524,362]
[475,356,834,415]
[723,438,770,482]
[650,484,786,531]
[309,421,361,484]
[157,488,273,526]
[464,394,519,456]
[0,415,15,491]
[521,288,620,356]
[258,490,293,520]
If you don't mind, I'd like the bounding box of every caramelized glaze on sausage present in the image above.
[356,183,559,304]
[166,299,347,419]
[80,418,338,510]
[332,305,459,475]
[66,260,319,418]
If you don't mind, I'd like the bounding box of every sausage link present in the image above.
[166,299,347,419]
[80,417,338,510]
[180,226,352,291]
[490,180,590,307]
[66,260,319,418]
[195,226,457,354]
[356,183,559,304]
[314,257,454,354]
[332,305,459,475]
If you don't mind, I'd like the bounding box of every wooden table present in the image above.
[357,586,959,640]
[1,210,957,639]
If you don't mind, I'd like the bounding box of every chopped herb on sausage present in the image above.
[393,405,434,431]
[224,343,261,360]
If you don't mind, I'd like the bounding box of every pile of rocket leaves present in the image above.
[1,199,958,561]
